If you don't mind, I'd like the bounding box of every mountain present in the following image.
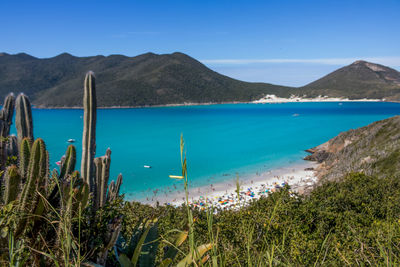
[0,52,292,107]
[305,115,400,182]
[299,60,400,100]
[1,52,400,107]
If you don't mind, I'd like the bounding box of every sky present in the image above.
[1,0,400,86]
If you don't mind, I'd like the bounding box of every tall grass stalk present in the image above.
[34,178,84,266]
[180,134,196,264]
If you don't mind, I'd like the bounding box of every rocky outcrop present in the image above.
[304,115,400,182]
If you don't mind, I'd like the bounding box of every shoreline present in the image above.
[32,98,385,109]
[138,160,318,209]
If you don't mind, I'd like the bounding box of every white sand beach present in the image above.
[149,161,318,210]
[253,94,383,104]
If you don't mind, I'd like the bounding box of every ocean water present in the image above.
[9,102,400,201]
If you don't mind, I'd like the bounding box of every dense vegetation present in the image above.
[123,172,400,266]
[1,52,400,107]
[1,71,400,266]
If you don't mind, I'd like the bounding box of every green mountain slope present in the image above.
[298,60,400,99]
[0,52,292,107]
[1,52,400,107]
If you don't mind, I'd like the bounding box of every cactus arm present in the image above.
[60,145,76,180]
[93,157,103,210]
[3,165,21,204]
[115,173,122,196]
[99,148,111,207]
[18,138,31,183]
[6,135,18,159]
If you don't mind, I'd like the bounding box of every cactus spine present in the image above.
[6,135,18,159]
[81,71,97,193]
[0,93,15,170]
[60,145,76,180]
[15,93,34,144]
[96,148,111,208]
[19,137,32,181]
[18,138,47,213]
[0,93,15,125]
[107,173,123,202]
[3,165,21,204]
[15,138,48,236]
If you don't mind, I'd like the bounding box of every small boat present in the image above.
[67,139,76,143]
[292,113,300,117]
[56,161,61,166]
[144,165,152,169]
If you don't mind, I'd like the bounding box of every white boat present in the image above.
[144,165,152,168]
[67,139,76,143]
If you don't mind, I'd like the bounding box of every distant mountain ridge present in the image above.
[298,60,400,100]
[0,52,292,107]
[0,52,399,107]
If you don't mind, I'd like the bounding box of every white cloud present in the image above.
[201,57,400,66]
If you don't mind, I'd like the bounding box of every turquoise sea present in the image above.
[11,102,400,201]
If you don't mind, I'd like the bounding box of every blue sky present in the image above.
[1,0,399,86]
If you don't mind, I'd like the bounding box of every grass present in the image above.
[2,135,400,266]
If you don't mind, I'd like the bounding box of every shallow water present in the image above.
[11,102,400,201]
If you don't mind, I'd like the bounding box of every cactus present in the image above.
[93,148,112,209]
[19,138,32,182]
[0,93,15,124]
[15,93,34,144]
[81,71,97,193]
[59,145,76,180]
[0,93,15,171]
[0,72,125,265]
[19,138,47,212]
[6,135,18,159]
[14,138,47,236]
[3,165,21,204]
[73,181,89,211]
[0,93,15,139]
[107,173,123,202]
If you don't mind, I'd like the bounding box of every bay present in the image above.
[12,102,400,201]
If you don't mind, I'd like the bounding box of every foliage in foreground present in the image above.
[123,172,400,266]
[1,70,399,266]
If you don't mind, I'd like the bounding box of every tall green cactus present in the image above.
[15,93,34,144]
[0,93,15,170]
[81,71,97,193]
[0,72,125,265]
[19,137,32,181]
[18,138,47,212]
[3,165,21,204]
[0,93,15,125]
[93,148,111,209]
[15,138,48,236]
